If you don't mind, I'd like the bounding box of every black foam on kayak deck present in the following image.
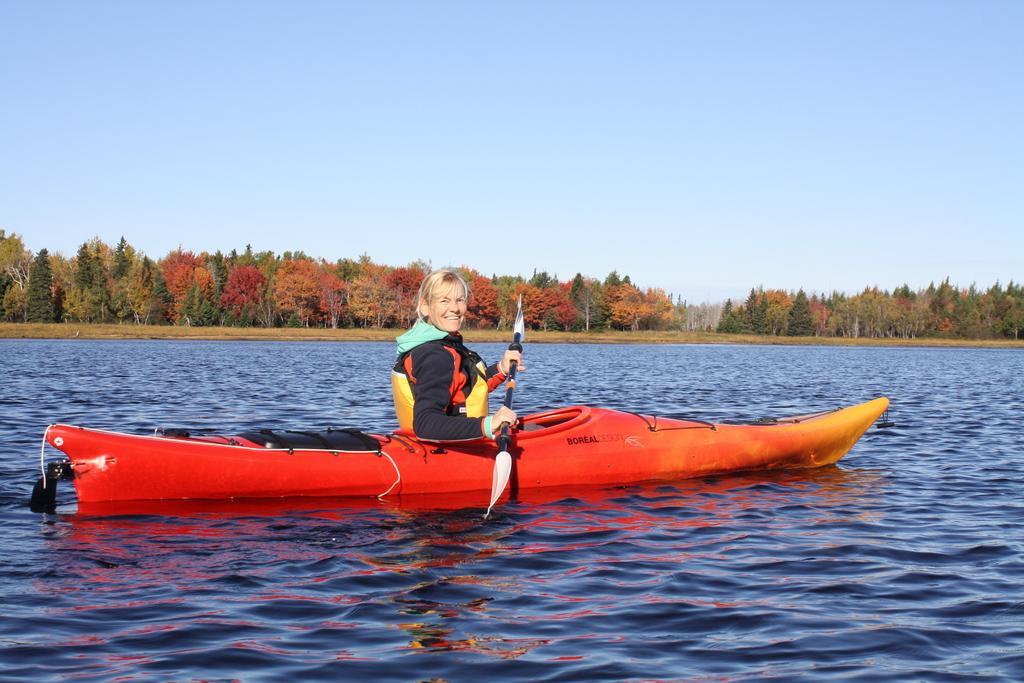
[234,428,380,452]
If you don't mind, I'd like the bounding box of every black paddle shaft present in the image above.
[496,334,523,452]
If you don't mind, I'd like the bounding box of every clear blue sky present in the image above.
[2,0,1021,302]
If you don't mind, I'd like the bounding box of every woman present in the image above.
[392,269,522,441]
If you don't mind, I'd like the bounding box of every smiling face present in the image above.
[420,282,468,333]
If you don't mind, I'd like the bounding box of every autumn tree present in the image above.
[1,231,32,321]
[46,251,70,322]
[490,275,525,329]
[161,249,202,304]
[273,258,323,327]
[160,249,198,322]
[928,278,958,335]
[467,274,500,328]
[891,285,923,339]
[514,283,548,329]
[221,265,268,326]
[0,230,31,292]
[388,263,429,328]
[638,288,674,330]
[319,269,347,329]
[348,259,398,328]
[159,249,220,324]
[857,287,891,338]
[953,284,987,339]
[122,256,163,324]
[551,281,579,330]
[761,289,792,336]
[605,281,644,331]
[828,292,858,337]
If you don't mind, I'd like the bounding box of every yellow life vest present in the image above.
[391,342,490,433]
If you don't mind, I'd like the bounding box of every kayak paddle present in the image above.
[485,294,524,519]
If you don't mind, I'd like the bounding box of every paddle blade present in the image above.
[484,451,513,519]
[513,294,525,341]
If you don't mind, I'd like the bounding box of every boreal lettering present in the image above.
[566,434,624,446]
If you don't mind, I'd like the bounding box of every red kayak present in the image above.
[32,398,889,511]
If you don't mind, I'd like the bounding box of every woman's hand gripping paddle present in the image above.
[485,295,524,519]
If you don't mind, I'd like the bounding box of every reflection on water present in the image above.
[3,340,1024,680]
[34,469,892,668]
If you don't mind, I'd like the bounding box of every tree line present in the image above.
[1,231,1021,339]
[717,283,1023,340]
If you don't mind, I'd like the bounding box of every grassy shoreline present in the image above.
[2,322,1022,348]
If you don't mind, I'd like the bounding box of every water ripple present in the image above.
[2,340,1023,680]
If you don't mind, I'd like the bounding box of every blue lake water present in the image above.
[1,339,1023,681]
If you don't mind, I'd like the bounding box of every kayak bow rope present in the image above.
[485,295,524,519]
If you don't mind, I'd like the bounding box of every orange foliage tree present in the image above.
[160,249,216,323]
[273,259,322,326]
[348,260,396,328]
[319,270,347,329]
[515,283,546,329]
[639,288,674,330]
[387,264,429,328]
[467,274,500,328]
[762,289,792,335]
[161,250,202,303]
[605,283,644,330]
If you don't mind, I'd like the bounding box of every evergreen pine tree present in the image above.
[569,273,589,331]
[112,237,130,279]
[52,283,65,322]
[181,283,218,326]
[74,243,94,290]
[787,289,813,336]
[893,283,915,300]
[530,269,554,288]
[196,293,218,327]
[0,272,10,305]
[208,251,227,298]
[756,295,769,335]
[745,288,767,334]
[152,267,173,324]
[72,242,111,321]
[26,249,54,322]
[717,299,744,333]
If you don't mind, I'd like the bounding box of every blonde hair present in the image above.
[417,269,470,320]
